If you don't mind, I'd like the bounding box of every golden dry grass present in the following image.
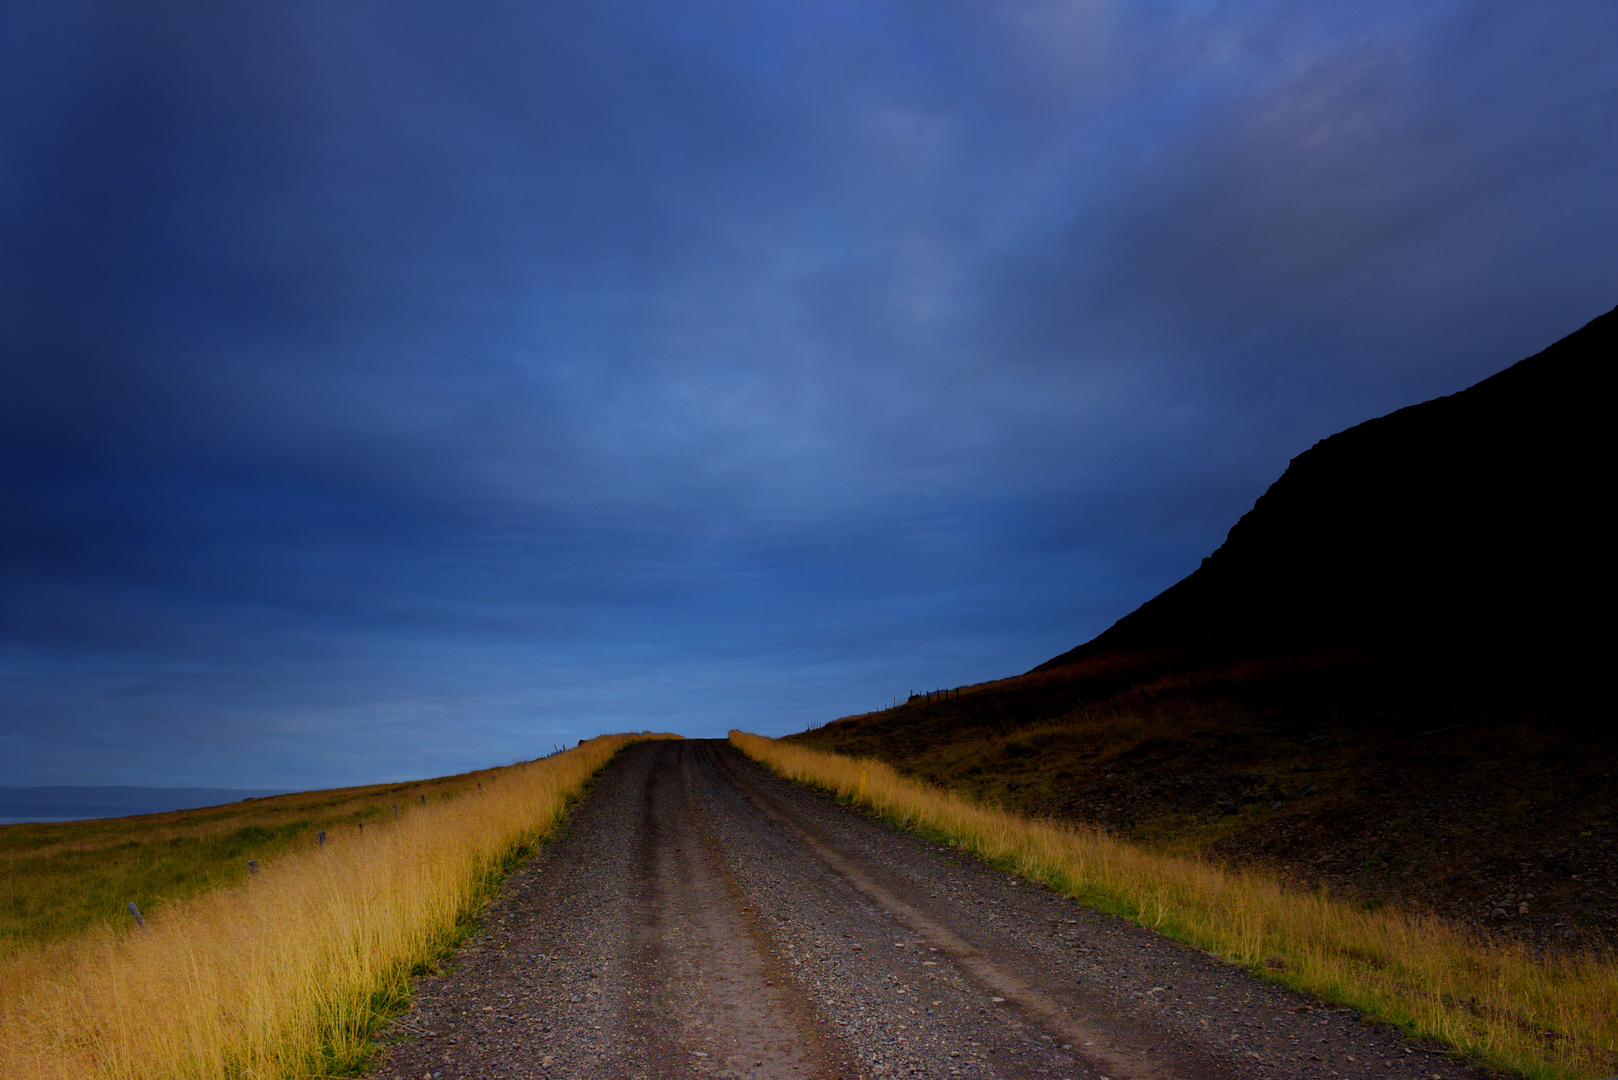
[0,734,673,1080]
[732,731,1617,1080]
[0,767,532,956]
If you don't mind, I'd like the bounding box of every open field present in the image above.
[0,733,674,1080]
[0,763,568,956]
[733,730,1618,1080]
[10,725,1607,1079]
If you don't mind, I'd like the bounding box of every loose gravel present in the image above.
[372,740,1498,1080]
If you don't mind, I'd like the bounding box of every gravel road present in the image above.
[374,740,1495,1080]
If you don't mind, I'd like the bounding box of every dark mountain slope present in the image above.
[1035,302,1612,688]
[792,305,1617,953]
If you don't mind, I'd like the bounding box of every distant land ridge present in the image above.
[1032,302,1613,688]
[0,786,288,822]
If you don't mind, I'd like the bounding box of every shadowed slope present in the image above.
[793,305,1616,953]
[1036,302,1613,692]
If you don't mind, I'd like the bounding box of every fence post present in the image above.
[392,803,399,819]
[420,794,426,806]
[248,859,259,875]
[358,821,364,834]
[318,830,326,846]
[127,901,146,928]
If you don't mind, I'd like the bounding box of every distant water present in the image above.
[0,786,289,825]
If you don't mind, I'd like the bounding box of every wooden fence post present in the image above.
[127,901,145,928]
[317,830,326,846]
[248,859,259,875]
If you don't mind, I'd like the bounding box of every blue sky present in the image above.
[2,0,1614,788]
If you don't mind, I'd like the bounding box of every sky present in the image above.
[2,1,1614,790]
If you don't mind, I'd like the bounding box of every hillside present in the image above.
[1035,303,1610,693]
[792,304,1617,954]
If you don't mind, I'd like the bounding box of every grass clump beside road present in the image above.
[731,731,1617,1080]
[0,734,675,1080]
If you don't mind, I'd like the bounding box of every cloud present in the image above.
[0,0,1613,786]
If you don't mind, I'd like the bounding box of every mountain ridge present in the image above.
[1032,302,1611,693]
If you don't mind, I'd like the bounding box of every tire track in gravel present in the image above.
[374,740,1496,1080]
[634,741,849,1078]
[702,745,1178,1080]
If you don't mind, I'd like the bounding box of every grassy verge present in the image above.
[0,734,675,1080]
[731,730,1616,1080]
[1,767,539,956]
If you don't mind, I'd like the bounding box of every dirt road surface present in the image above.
[374,740,1493,1080]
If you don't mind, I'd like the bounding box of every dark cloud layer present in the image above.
[2,1,1614,787]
